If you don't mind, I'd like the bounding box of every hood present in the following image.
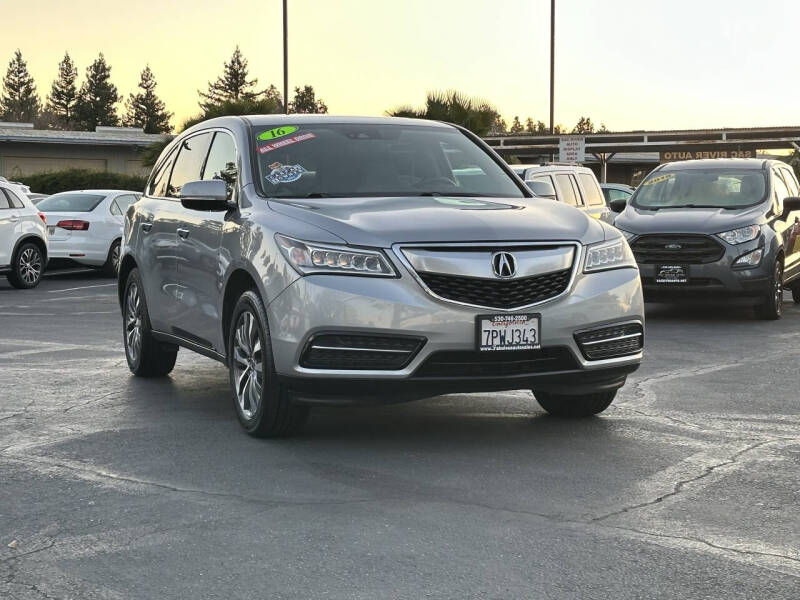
[614,203,767,234]
[267,196,605,247]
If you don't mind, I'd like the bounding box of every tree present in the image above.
[45,52,78,128]
[388,90,499,136]
[123,66,172,133]
[0,50,40,122]
[263,84,283,112]
[488,114,507,135]
[74,54,119,130]
[525,117,548,135]
[288,85,328,114]
[199,46,262,111]
[571,116,595,134]
[597,122,609,133]
[509,116,524,134]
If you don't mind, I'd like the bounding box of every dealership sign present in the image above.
[660,149,757,162]
[559,136,586,163]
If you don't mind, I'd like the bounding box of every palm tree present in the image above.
[387,90,499,136]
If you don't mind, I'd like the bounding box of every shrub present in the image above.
[16,169,148,195]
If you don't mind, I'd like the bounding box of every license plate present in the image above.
[477,314,540,351]
[47,226,55,236]
[655,264,688,284]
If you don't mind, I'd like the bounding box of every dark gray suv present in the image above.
[613,159,800,319]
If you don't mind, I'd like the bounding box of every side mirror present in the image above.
[782,196,800,214]
[179,180,233,211]
[609,198,627,213]
[525,180,557,199]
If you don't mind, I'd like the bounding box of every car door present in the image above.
[136,149,185,332]
[0,189,15,267]
[173,130,238,353]
[775,167,800,280]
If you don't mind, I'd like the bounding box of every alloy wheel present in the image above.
[774,262,784,316]
[19,247,42,285]
[125,282,143,363]
[111,243,121,273]
[231,310,264,421]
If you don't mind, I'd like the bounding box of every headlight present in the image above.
[733,248,763,268]
[275,234,396,276]
[584,237,637,273]
[717,225,760,245]
[618,229,637,242]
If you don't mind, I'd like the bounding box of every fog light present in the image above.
[733,248,763,268]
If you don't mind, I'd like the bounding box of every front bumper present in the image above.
[637,239,773,300]
[266,262,644,401]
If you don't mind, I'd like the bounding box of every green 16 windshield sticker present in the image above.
[258,126,299,141]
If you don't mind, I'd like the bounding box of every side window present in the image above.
[0,190,11,209]
[607,188,631,202]
[110,199,121,216]
[167,132,213,197]
[779,168,799,196]
[4,188,25,208]
[773,169,790,201]
[148,149,177,197]
[202,132,238,200]
[114,194,137,214]
[553,173,580,207]
[577,173,604,207]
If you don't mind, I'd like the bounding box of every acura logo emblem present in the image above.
[492,251,517,278]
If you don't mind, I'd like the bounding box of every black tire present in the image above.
[533,390,617,417]
[7,241,44,289]
[123,268,178,377]
[755,259,783,320]
[227,290,309,437]
[102,239,121,277]
[790,281,800,304]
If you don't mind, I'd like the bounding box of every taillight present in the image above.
[56,219,90,231]
[38,212,46,224]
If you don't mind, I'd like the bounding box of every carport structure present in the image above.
[483,126,800,183]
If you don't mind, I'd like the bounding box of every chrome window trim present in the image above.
[392,240,583,312]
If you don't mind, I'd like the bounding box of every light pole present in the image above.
[283,0,288,114]
[549,0,555,135]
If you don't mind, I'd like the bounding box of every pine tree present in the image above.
[45,52,78,128]
[0,50,41,122]
[509,116,523,134]
[288,85,328,114]
[73,54,119,130]
[199,46,261,111]
[263,84,283,112]
[123,66,172,133]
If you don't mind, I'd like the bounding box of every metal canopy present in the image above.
[483,126,800,157]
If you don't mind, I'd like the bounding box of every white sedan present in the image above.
[37,190,141,275]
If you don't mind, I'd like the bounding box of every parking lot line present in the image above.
[47,283,118,293]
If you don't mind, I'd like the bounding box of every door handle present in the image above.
[177,227,190,239]
[9,214,19,223]
[141,222,153,232]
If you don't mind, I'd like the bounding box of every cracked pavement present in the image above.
[1,270,799,599]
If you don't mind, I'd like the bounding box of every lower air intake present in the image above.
[300,333,425,370]
[574,322,643,360]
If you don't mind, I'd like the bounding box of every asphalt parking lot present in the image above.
[1,270,799,599]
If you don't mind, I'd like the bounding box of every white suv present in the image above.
[0,181,48,288]
[512,164,613,224]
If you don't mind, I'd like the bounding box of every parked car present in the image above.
[119,115,644,437]
[0,180,48,288]
[28,193,50,205]
[600,183,635,207]
[37,190,141,276]
[511,164,614,224]
[613,158,800,319]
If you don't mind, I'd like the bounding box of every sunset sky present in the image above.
[3,0,799,132]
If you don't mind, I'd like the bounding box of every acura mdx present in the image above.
[119,116,644,436]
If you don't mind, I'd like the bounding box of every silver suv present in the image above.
[119,116,644,437]
[0,181,48,288]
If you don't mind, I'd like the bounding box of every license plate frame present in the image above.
[655,264,688,284]
[476,313,541,352]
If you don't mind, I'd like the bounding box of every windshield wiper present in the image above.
[416,192,497,197]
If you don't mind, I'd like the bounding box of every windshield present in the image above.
[37,193,105,212]
[631,168,767,209]
[251,123,525,199]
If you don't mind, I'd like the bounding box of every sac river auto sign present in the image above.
[660,149,757,162]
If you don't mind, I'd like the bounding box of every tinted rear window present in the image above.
[37,193,106,212]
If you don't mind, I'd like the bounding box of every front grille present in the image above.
[418,268,571,309]
[414,347,578,378]
[631,234,724,264]
[300,333,425,370]
[574,323,643,361]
